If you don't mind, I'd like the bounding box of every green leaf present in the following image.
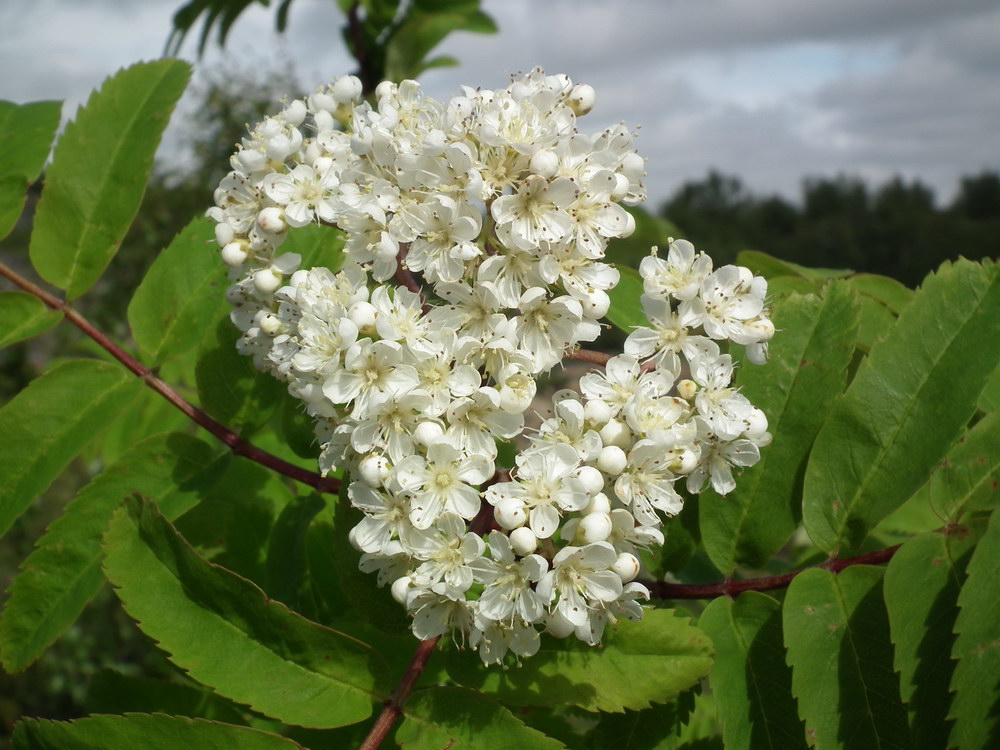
[979,364,1000,412]
[128,216,229,365]
[701,284,860,571]
[913,411,1000,523]
[844,273,913,314]
[384,1,497,81]
[0,432,227,673]
[265,493,325,611]
[195,316,284,434]
[948,509,1000,749]
[279,222,345,270]
[736,250,851,281]
[0,359,141,538]
[0,100,61,239]
[13,714,305,750]
[87,668,248,724]
[783,566,911,749]
[0,99,62,181]
[854,294,897,353]
[803,259,1000,552]
[397,686,565,749]
[586,696,697,749]
[103,495,388,728]
[176,456,293,583]
[606,264,646,332]
[0,292,61,348]
[29,60,190,299]
[446,609,713,713]
[699,593,806,750]
[883,529,979,748]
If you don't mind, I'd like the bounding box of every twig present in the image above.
[393,242,431,314]
[564,348,613,366]
[642,544,901,600]
[359,635,441,750]
[0,262,340,495]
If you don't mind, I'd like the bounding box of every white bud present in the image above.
[257,206,286,234]
[580,289,610,319]
[509,527,538,556]
[259,313,281,336]
[348,525,364,552]
[349,300,377,331]
[599,419,632,450]
[676,449,699,475]
[391,576,412,605]
[586,492,611,515]
[220,241,248,267]
[568,83,596,115]
[612,552,640,582]
[283,99,307,127]
[578,512,612,543]
[597,445,628,475]
[358,454,390,487]
[546,611,576,639]
[495,499,527,530]
[375,80,395,100]
[621,151,645,177]
[215,223,235,246]
[584,398,613,426]
[677,379,698,401]
[333,75,363,103]
[748,317,775,341]
[529,149,559,178]
[253,269,282,295]
[572,465,605,495]
[744,408,769,439]
[236,148,267,173]
[413,420,445,447]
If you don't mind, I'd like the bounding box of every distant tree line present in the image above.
[660,170,1000,286]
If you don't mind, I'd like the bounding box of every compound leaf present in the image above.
[29,60,190,299]
[0,292,61,349]
[103,495,389,728]
[803,259,1000,552]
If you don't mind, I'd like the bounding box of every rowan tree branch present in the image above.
[359,635,441,750]
[642,544,901,600]
[0,261,340,494]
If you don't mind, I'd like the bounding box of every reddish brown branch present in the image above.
[360,635,441,750]
[393,243,431,314]
[643,544,901,600]
[0,262,340,495]
[565,348,613,366]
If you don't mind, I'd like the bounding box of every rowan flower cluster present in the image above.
[207,69,775,664]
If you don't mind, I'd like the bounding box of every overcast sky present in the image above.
[2,0,998,207]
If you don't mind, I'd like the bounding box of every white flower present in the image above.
[537,542,623,627]
[471,532,548,623]
[615,438,685,524]
[394,440,492,529]
[348,481,411,553]
[263,163,340,227]
[406,513,486,599]
[640,239,712,301]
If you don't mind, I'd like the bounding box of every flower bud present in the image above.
[677,379,698,401]
[495,499,527,530]
[568,83,595,115]
[257,206,286,234]
[253,268,283,294]
[580,289,610,319]
[333,75,363,103]
[578,512,612,543]
[748,317,775,341]
[349,301,377,331]
[413,420,445,447]
[546,611,576,639]
[259,313,281,336]
[572,465,605,494]
[598,419,632,450]
[509,527,538,556]
[220,241,248,267]
[743,408,769,439]
[597,445,628,475]
[215,223,235,246]
[529,149,559,178]
[610,173,630,201]
[391,576,412,605]
[612,552,640,582]
[676,448,699,475]
[586,492,611,515]
[282,99,307,127]
[584,398,613,426]
[358,454,390,487]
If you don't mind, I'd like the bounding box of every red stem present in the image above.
[642,544,901,600]
[0,262,340,495]
[359,635,441,750]
[565,348,613,366]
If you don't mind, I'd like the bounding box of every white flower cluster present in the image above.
[207,69,775,665]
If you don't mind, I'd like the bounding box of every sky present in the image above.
[1,0,998,208]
